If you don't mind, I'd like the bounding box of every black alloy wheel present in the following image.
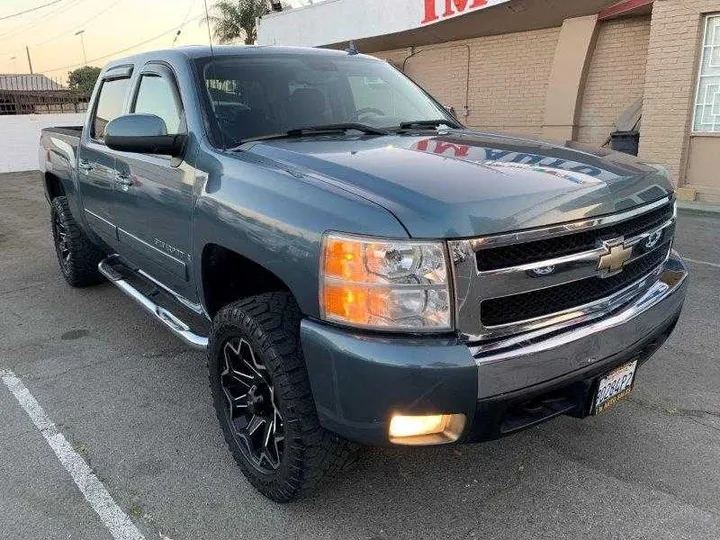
[52,210,71,271]
[208,293,358,502]
[50,196,105,287]
[219,337,284,472]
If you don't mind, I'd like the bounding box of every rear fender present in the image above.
[41,133,88,235]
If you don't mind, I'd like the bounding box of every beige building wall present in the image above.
[577,16,651,145]
[375,26,561,137]
[640,0,720,200]
[541,14,599,142]
[686,137,720,201]
[374,2,720,202]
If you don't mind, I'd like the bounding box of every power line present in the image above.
[179,0,199,32]
[0,0,63,22]
[0,0,88,41]
[172,0,198,46]
[42,12,206,74]
[1,47,24,59]
[31,0,125,47]
[0,0,117,62]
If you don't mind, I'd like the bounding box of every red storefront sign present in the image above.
[422,0,489,24]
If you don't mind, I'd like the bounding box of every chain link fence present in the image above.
[0,74,90,115]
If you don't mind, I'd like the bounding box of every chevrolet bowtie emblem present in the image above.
[597,241,633,274]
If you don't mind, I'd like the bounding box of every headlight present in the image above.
[320,233,452,331]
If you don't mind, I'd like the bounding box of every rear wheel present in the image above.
[50,196,105,287]
[208,292,357,502]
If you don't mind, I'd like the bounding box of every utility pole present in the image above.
[25,46,34,74]
[75,30,87,66]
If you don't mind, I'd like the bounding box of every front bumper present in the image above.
[301,252,688,446]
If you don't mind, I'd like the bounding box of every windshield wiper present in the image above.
[231,123,390,148]
[396,119,463,130]
[287,123,391,136]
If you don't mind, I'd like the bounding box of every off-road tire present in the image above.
[50,196,105,287]
[208,292,358,502]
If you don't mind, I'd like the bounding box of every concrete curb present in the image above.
[676,201,720,218]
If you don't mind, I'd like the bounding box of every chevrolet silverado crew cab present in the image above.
[39,46,688,502]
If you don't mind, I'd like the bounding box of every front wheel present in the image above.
[208,292,357,502]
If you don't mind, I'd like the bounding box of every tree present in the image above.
[67,66,101,96]
[202,0,270,45]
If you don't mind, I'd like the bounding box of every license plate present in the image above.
[593,360,637,415]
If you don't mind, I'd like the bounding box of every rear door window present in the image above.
[92,78,130,140]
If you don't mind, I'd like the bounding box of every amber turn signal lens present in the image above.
[323,237,365,282]
[320,233,451,331]
[323,283,371,325]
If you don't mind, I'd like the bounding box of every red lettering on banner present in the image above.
[443,0,488,17]
[433,141,470,157]
[416,139,431,151]
[422,0,439,23]
[416,139,470,157]
[423,0,489,23]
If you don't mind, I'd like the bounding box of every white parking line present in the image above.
[684,257,720,269]
[0,370,146,540]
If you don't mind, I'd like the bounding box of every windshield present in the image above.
[194,53,456,147]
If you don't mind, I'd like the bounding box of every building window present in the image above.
[694,14,720,132]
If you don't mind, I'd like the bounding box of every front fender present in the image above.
[191,151,409,318]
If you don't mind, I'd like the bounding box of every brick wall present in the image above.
[372,3,720,190]
[640,0,720,184]
[375,26,561,137]
[577,16,651,145]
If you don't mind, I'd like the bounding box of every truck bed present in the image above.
[39,126,82,185]
[42,126,82,138]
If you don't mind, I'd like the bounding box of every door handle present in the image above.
[79,159,93,174]
[115,172,133,189]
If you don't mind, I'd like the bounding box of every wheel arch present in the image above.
[44,171,66,201]
[200,243,297,318]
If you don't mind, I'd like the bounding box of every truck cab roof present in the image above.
[103,45,373,72]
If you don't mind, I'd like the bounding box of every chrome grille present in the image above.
[480,241,671,327]
[475,203,674,271]
[449,197,676,344]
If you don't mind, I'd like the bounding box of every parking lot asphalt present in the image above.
[1,170,719,540]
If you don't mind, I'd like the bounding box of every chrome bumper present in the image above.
[472,251,688,399]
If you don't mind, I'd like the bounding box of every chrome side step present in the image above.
[98,258,209,350]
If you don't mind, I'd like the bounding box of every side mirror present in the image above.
[105,114,186,157]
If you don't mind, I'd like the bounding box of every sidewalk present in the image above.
[676,200,720,218]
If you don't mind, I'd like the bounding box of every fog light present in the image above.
[388,413,466,445]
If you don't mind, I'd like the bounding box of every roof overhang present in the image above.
[258,0,629,53]
[599,0,654,20]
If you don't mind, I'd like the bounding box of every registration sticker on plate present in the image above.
[593,360,638,415]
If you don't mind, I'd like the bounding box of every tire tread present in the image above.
[51,196,104,287]
[208,292,357,502]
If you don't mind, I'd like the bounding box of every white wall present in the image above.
[0,113,85,174]
[257,0,510,47]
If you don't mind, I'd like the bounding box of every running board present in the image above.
[98,258,209,350]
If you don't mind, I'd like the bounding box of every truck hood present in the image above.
[244,131,674,238]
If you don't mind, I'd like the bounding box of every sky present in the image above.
[0,0,310,81]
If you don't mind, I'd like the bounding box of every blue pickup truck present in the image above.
[39,45,688,502]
